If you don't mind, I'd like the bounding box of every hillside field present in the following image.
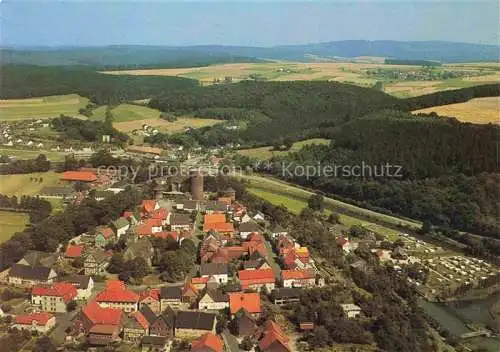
[103,61,500,97]
[0,171,62,196]
[412,97,500,124]
[237,138,330,160]
[0,148,69,162]
[0,94,89,121]
[90,103,161,122]
[0,211,29,243]
[113,117,222,133]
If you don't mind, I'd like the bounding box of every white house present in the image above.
[66,275,94,300]
[252,211,265,222]
[341,304,362,319]
[198,289,229,311]
[200,263,229,284]
[13,313,56,334]
[112,217,130,238]
[281,270,316,288]
[240,214,252,223]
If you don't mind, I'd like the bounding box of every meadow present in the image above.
[0,148,69,161]
[103,61,500,98]
[412,97,500,124]
[0,171,62,196]
[237,138,330,160]
[0,211,29,243]
[0,94,89,120]
[113,116,222,133]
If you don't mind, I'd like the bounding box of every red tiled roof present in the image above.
[61,171,97,182]
[96,281,139,303]
[123,211,135,219]
[83,301,123,325]
[204,214,226,224]
[142,200,157,214]
[65,244,84,258]
[98,227,114,239]
[191,277,210,285]
[281,269,314,280]
[203,222,234,233]
[247,232,265,243]
[151,208,169,220]
[243,242,266,257]
[337,237,350,246]
[131,311,149,330]
[145,218,163,227]
[259,321,290,352]
[89,324,120,335]
[139,288,160,301]
[32,282,77,303]
[229,292,261,315]
[191,332,223,352]
[226,246,247,259]
[153,231,178,241]
[239,269,274,282]
[15,312,54,326]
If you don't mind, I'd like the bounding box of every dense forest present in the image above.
[0,65,197,104]
[0,154,51,174]
[51,115,128,143]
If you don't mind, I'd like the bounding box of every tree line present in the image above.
[0,194,52,223]
[51,115,128,144]
[0,154,50,174]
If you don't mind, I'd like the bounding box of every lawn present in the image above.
[0,211,29,242]
[412,97,500,124]
[0,171,62,196]
[90,103,161,122]
[0,147,69,161]
[237,138,330,160]
[0,94,89,121]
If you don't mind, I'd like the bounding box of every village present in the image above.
[0,166,361,352]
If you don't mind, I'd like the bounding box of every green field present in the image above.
[241,174,421,232]
[0,94,89,121]
[0,211,29,242]
[90,103,161,122]
[237,138,330,160]
[0,171,62,196]
[0,148,69,161]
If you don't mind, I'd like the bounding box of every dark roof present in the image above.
[160,286,183,300]
[205,201,228,212]
[243,259,266,270]
[271,288,302,300]
[171,213,193,226]
[84,248,108,264]
[249,250,265,261]
[204,288,229,303]
[63,275,92,289]
[176,311,216,331]
[223,282,241,293]
[200,262,228,276]
[155,306,175,328]
[112,217,129,229]
[239,222,260,232]
[179,200,198,208]
[139,304,157,325]
[40,186,74,196]
[20,250,58,267]
[9,264,52,281]
[141,335,168,346]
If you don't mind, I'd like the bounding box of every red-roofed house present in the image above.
[191,332,223,352]
[95,226,116,248]
[229,293,261,318]
[65,244,84,259]
[73,301,123,335]
[243,242,267,257]
[191,276,210,290]
[281,269,316,288]
[32,282,78,313]
[95,280,139,312]
[258,321,291,352]
[239,269,275,292]
[151,208,170,225]
[61,171,97,183]
[141,200,159,217]
[153,231,179,242]
[13,312,56,333]
[282,247,311,270]
[139,288,161,313]
[123,311,150,343]
[135,218,163,237]
[203,222,234,235]
[204,214,226,224]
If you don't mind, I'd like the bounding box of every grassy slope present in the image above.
[237,138,330,160]
[241,174,421,230]
[0,148,69,162]
[0,171,62,196]
[0,211,29,243]
[0,94,89,120]
[90,103,161,122]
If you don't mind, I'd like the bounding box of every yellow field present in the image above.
[103,61,500,97]
[413,97,500,124]
[0,94,89,120]
[237,138,330,160]
[0,211,29,243]
[0,171,62,196]
[113,117,222,133]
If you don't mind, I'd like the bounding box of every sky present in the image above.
[1,1,498,47]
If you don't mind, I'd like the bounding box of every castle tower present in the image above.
[190,169,204,201]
